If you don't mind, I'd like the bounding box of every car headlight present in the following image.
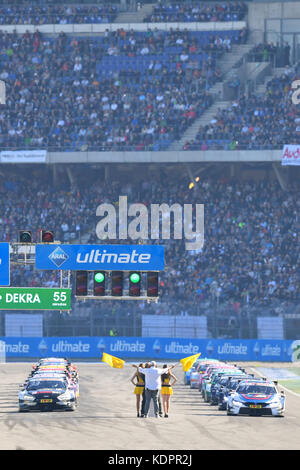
[23,393,35,402]
[232,399,242,406]
[269,398,281,407]
[57,391,71,401]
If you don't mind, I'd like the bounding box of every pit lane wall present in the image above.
[1,337,300,362]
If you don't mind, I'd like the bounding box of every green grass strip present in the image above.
[287,368,300,377]
[279,379,300,394]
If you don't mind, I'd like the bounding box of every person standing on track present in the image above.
[132,361,175,418]
[131,363,145,417]
[161,364,177,418]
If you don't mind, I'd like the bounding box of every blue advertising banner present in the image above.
[35,244,164,271]
[0,337,299,362]
[0,243,10,286]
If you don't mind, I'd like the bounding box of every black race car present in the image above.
[19,377,77,412]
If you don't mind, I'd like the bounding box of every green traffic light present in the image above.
[130,273,140,284]
[19,231,32,243]
[94,272,105,283]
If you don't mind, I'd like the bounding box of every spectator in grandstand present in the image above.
[283,42,291,66]
[227,73,240,99]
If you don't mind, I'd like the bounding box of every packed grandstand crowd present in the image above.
[183,63,299,150]
[143,1,247,23]
[0,3,118,25]
[0,25,298,152]
[3,168,300,320]
[0,1,247,26]
[0,28,250,151]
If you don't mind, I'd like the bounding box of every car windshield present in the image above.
[237,384,276,394]
[34,375,66,381]
[220,377,230,386]
[228,376,248,387]
[27,380,67,391]
[230,380,244,390]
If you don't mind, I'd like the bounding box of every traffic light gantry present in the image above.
[75,270,159,302]
[15,233,162,303]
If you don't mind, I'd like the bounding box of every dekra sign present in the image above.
[2,293,41,304]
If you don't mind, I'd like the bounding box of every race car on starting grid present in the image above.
[19,376,78,412]
[188,359,220,389]
[209,368,248,406]
[217,373,255,410]
[226,379,286,417]
[202,364,241,402]
[19,357,79,412]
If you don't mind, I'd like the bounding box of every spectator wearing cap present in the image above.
[132,362,175,417]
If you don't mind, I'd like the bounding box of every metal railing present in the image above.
[31,298,300,339]
[1,296,299,339]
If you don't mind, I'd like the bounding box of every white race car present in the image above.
[226,379,285,417]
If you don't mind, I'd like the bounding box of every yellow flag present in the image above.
[180,353,201,372]
[102,352,125,369]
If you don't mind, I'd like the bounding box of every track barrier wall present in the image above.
[1,337,300,362]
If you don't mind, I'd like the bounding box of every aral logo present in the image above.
[48,247,69,268]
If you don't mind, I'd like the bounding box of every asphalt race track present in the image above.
[0,362,300,450]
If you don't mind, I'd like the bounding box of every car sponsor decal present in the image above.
[240,394,273,401]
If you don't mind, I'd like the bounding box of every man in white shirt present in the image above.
[133,362,175,417]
